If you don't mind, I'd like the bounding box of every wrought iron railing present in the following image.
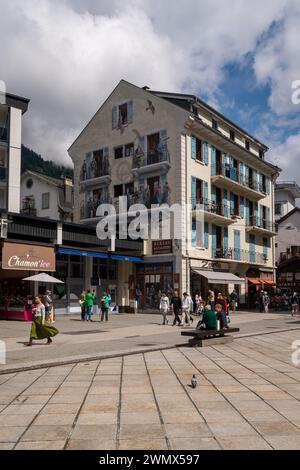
[191,197,231,218]
[213,247,268,264]
[248,216,276,232]
[80,158,110,181]
[132,148,170,170]
[216,164,265,193]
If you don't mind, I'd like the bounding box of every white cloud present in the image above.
[270,132,300,179]
[0,0,298,175]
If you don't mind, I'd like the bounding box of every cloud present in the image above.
[0,0,298,176]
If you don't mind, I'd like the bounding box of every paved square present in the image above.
[1,328,300,450]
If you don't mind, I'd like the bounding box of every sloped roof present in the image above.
[277,207,300,225]
[21,170,65,188]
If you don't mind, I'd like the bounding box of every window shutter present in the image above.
[245,199,250,225]
[112,106,117,129]
[266,176,271,195]
[204,181,209,205]
[224,227,228,252]
[239,162,244,184]
[263,237,268,258]
[222,152,227,166]
[212,224,217,257]
[254,202,258,224]
[127,101,133,124]
[267,207,271,229]
[211,146,216,176]
[192,219,197,247]
[230,192,235,215]
[259,173,264,193]
[260,205,264,227]
[234,230,241,260]
[204,222,209,249]
[191,136,196,160]
[204,142,209,165]
[240,196,244,219]
[245,165,250,186]
[191,177,197,209]
[254,170,258,190]
[223,189,228,218]
[249,234,256,263]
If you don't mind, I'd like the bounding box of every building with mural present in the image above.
[69,80,280,309]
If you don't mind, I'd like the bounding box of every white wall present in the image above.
[20,175,60,220]
[8,107,22,213]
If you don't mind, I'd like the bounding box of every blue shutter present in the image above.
[245,199,250,225]
[204,222,209,249]
[240,196,245,219]
[112,106,117,129]
[127,101,133,124]
[211,146,216,176]
[263,237,268,258]
[222,152,227,166]
[204,142,209,165]
[192,219,197,247]
[249,234,256,263]
[260,205,264,228]
[245,166,250,186]
[239,162,244,185]
[266,176,271,195]
[211,185,217,204]
[191,177,197,209]
[254,202,258,226]
[212,224,217,257]
[224,227,228,253]
[230,192,235,215]
[259,173,264,193]
[234,230,241,260]
[204,181,209,206]
[267,207,271,230]
[191,136,196,160]
[223,189,228,218]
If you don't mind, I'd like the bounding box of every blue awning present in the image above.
[57,247,143,263]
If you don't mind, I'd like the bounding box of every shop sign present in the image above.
[2,242,55,272]
[152,240,173,255]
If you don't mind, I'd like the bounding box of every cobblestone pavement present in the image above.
[1,328,300,450]
[1,311,300,372]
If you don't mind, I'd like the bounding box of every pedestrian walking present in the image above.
[100,292,111,322]
[92,289,98,316]
[181,292,193,327]
[291,292,299,316]
[26,295,59,346]
[262,291,270,313]
[85,289,94,321]
[170,290,182,326]
[160,292,170,325]
[79,291,86,321]
[135,286,142,310]
[207,290,215,311]
[230,290,238,313]
[44,290,53,322]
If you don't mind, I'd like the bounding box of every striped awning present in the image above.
[193,270,245,285]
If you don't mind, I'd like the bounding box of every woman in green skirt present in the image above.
[27,295,59,346]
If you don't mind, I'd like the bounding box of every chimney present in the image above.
[64,176,73,205]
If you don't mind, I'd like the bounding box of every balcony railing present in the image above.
[279,248,300,263]
[80,195,112,219]
[80,158,110,181]
[216,164,266,194]
[191,197,231,218]
[132,148,170,170]
[248,216,276,232]
[0,126,8,142]
[213,247,268,264]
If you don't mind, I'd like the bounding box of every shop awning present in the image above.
[193,270,245,285]
[57,247,143,263]
[248,278,262,285]
[261,280,275,286]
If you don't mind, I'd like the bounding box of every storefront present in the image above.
[246,268,276,308]
[191,268,245,303]
[0,241,56,319]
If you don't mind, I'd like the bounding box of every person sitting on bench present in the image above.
[197,305,217,331]
[215,303,229,329]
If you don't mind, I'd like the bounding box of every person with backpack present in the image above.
[159,292,170,325]
[100,292,111,322]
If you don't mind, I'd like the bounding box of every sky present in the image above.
[0,0,300,183]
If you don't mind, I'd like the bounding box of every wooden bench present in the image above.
[181,328,240,347]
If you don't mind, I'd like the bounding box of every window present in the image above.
[114,184,123,198]
[245,140,250,151]
[259,149,264,159]
[42,192,50,210]
[230,130,235,141]
[212,118,218,130]
[119,103,128,125]
[275,204,282,216]
[114,146,123,159]
[26,178,33,189]
[125,143,134,157]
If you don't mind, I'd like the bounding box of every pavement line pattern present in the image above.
[1,330,300,450]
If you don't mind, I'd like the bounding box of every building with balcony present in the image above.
[20,170,74,222]
[0,92,29,213]
[69,80,280,308]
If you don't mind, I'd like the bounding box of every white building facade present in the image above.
[69,80,280,309]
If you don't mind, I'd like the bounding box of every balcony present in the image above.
[213,247,268,265]
[191,198,235,226]
[80,194,112,222]
[279,247,300,263]
[246,216,277,237]
[132,149,171,177]
[21,198,37,217]
[212,164,266,201]
[80,158,111,188]
[0,126,8,143]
